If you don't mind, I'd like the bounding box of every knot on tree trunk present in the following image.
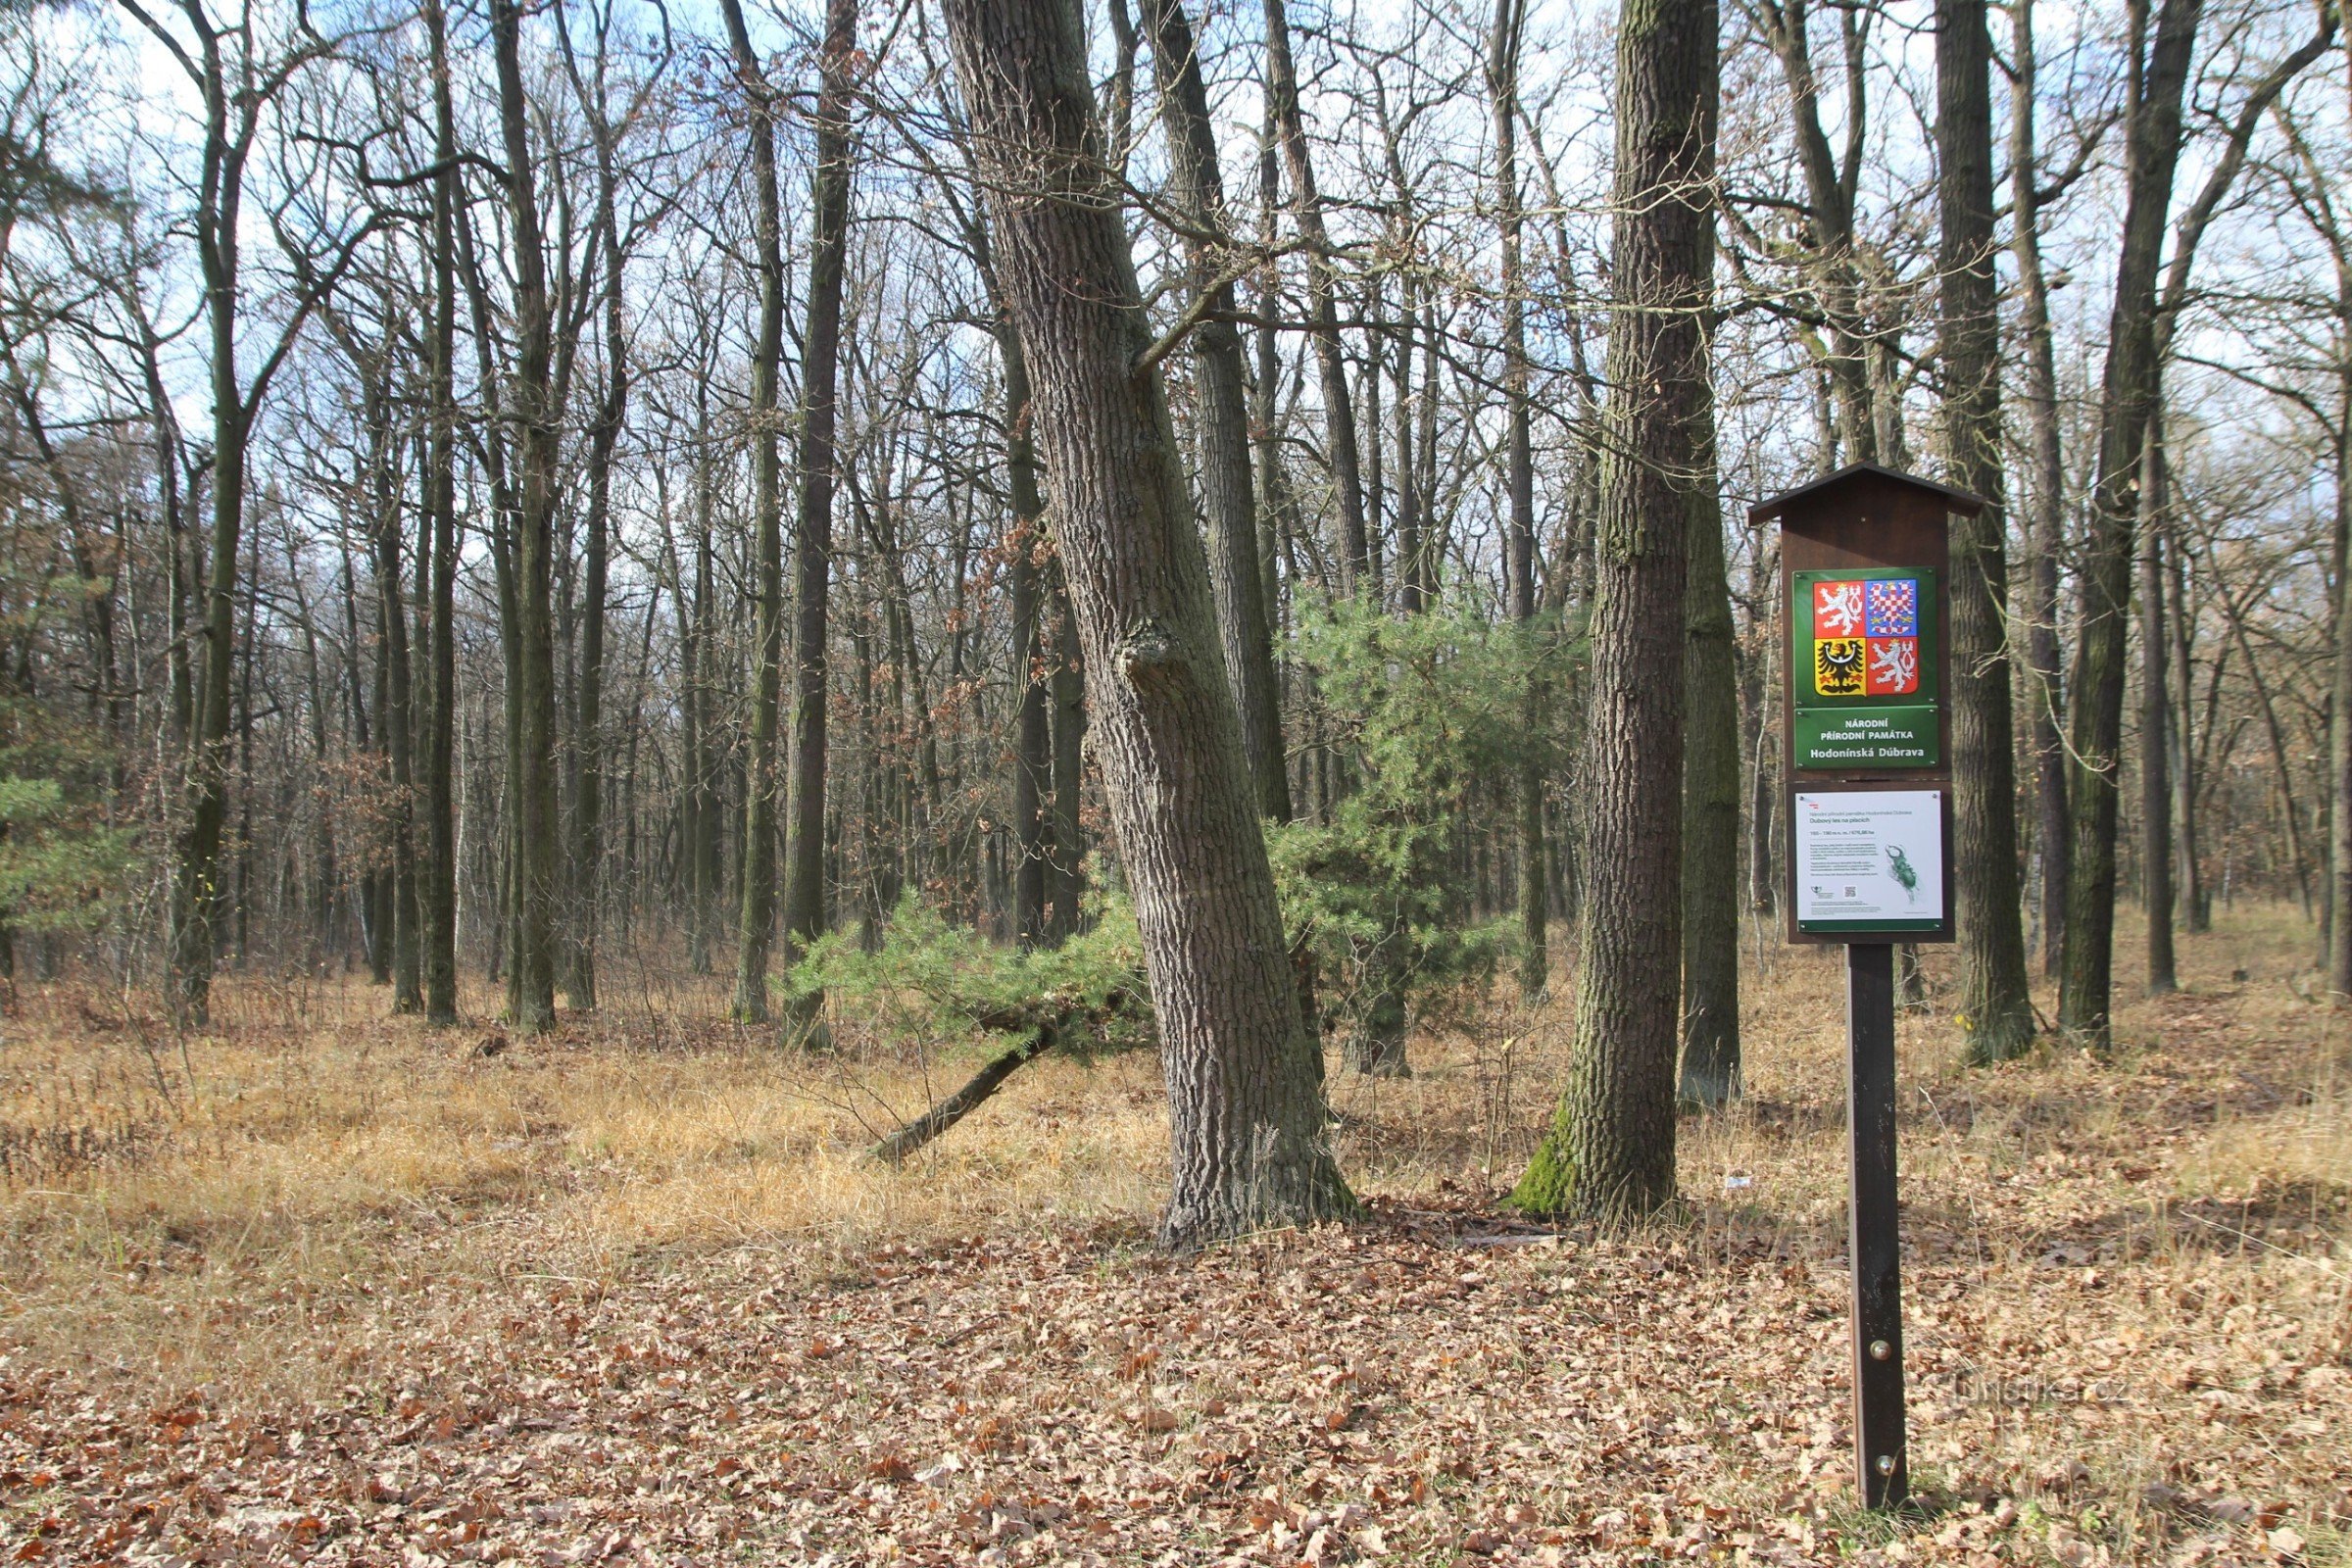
[1117,618,1189,686]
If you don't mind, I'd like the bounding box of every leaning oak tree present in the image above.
[1513,0,1716,1217]
[940,0,1352,1247]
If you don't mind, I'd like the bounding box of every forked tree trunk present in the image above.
[1513,0,1714,1219]
[1936,0,2035,1059]
[939,0,1352,1246]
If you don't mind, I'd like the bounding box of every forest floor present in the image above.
[0,907,2342,1567]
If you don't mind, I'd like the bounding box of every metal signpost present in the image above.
[1750,465,1977,1511]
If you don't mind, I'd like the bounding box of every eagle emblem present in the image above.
[1814,638,1866,697]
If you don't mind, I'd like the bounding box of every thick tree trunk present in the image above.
[1936,0,2034,1059]
[720,0,788,1024]
[940,0,1352,1245]
[1513,0,1714,1218]
[780,0,858,1047]
[2058,0,2201,1048]
[1142,0,1290,824]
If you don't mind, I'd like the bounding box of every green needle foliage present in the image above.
[1272,596,1554,1063]
[783,892,1152,1061]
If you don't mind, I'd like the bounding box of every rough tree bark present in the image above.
[940,0,1352,1245]
[1936,0,2034,1060]
[1513,0,1715,1217]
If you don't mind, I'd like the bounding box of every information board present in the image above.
[1793,790,1946,934]
[1753,464,1965,947]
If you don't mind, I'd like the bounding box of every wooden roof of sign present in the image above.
[1746,462,1986,524]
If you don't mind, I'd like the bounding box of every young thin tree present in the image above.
[1514,0,1716,1216]
[939,0,1352,1245]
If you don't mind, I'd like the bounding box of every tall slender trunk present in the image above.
[1489,0,1548,1000]
[1754,0,1875,461]
[1003,323,1053,946]
[1049,568,1087,943]
[487,0,564,1035]
[720,0,789,1023]
[2169,532,2206,932]
[1936,0,2034,1058]
[369,362,422,1014]
[1260,0,1371,591]
[2140,416,2177,992]
[565,102,629,1014]
[1514,0,1715,1218]
[2011,0,2069,978]
[1681,403,1740,1104]
[940,0,1351,1245]
[1142,0,1290,822]
[777,0,858,1046]
[2057,0,2201,1047]
[168,68,261,1025]
[420,0,461,1025]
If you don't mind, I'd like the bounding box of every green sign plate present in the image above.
[1790,566,1939,772]
[1794,705,1939,769]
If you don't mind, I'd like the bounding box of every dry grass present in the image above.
[0,906,2343,1564]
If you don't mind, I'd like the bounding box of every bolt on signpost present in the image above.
[1750,465,1979,1511]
